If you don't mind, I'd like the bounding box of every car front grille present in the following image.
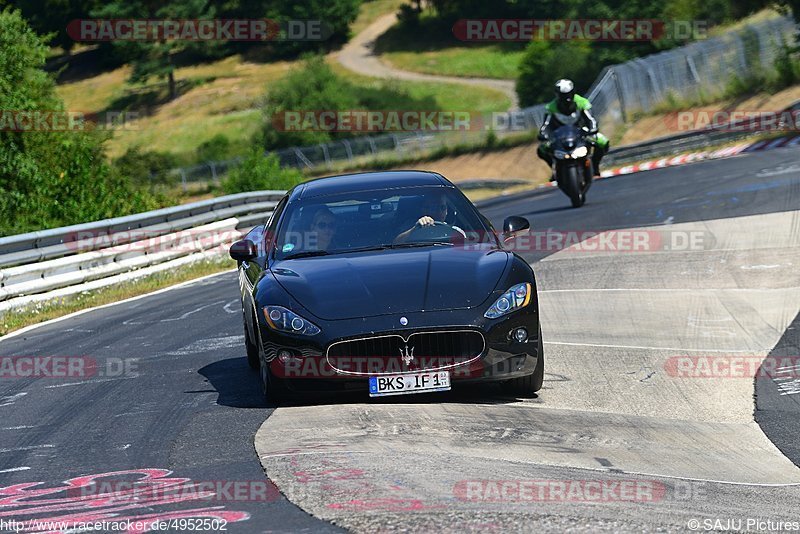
[326,330,485,375]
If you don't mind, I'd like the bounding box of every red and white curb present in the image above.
[482,134,800,202]
[598,134,800,179]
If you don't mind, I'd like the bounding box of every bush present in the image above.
[259,54,437,150]
[397,4,421,28]
[260,55,359,149]
[221,150,304,194]
[114,147,179,186]
[196,133,232,162]
[0,9,160,236]
[516,40,595,107]
[774,41,800,89]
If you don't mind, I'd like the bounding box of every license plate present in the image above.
[368,371,450,397]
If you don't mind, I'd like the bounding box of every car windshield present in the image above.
[273,186,495,260]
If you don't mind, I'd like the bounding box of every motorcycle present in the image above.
[548,124,595,208]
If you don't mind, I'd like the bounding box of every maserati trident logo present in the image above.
[399,344,415,366]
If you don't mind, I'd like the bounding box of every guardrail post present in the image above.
[210,162,217,183]
[611,69,628,124]
[368,137,377,155]
[343,139,353,162]
[180,169,187,192]
[685,54,701,85]
[321,144,332,169]
[293,148,313,169]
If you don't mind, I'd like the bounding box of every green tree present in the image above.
[9,0,102,52]
[516,40,594,107]
[259,55,359,149]
[221,150,304,194]
[91,0,215,100]
[0,8,158,236]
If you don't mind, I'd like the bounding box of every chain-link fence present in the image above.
[171,15,795,188]
[587,16,795,141]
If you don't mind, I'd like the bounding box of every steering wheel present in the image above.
[406,221,460,241]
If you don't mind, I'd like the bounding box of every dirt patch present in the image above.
[619,86,800,145]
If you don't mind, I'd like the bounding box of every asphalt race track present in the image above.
[1,146,799,532]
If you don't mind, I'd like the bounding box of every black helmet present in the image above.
[554,79,576,114]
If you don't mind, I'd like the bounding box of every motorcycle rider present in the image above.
[537,79,609,178]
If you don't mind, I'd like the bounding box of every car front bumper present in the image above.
[255,304,540,394]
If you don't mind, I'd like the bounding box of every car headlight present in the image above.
[571,146,588,158]
[263,306,321,336]
[484,283,532,319]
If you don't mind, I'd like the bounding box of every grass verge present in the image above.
[0,256,236,337]
[373,13,524,80]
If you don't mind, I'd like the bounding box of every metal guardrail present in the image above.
[0,191,285,310]
[0,191,284,266]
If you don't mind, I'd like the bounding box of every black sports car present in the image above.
[230,170,543,400]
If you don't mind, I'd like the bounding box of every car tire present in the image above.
[243,310,260,371]
[505,326,544,397]
[254,330,289,404]
[260,359,289,404]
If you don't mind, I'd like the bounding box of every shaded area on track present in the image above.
[756,310,800,467]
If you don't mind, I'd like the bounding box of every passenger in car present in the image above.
[309,206,337,250]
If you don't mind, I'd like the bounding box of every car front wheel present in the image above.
[504,325,544,397]
[243,309,260,371]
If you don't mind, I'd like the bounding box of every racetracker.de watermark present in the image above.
[664,356,800,379]
[65,227,243,254]
[454,479,709,503]
[0,110,139,132]
[0,356,138,379]
[454,479,668,502]
[665,110,800,132]
[65,479,280,502]
[482,229,713,253]
[452,19,707,41]
[67,19,331,42]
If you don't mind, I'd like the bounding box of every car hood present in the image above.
[271,247,510,320]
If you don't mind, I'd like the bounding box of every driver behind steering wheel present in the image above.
[394,193,465,243]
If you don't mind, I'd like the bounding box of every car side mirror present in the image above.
[230,239,257,262]
[502,216,530,241]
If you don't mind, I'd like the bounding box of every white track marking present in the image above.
[0,270,235,344]
[0,392,28,407]
[43,376,138,389]
[223,299,240,314]
[539,288,799,293]
[0,444,54,453]
[259,451,370,458]
[166,335,243,356]
[543,340,763,353]
[0,466,30,473]
[477,456,800,488]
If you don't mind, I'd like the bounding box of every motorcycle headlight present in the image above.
[553,149,569,159]
[571,146,588,158]
[484,283,532,319]
[263,306,321,336]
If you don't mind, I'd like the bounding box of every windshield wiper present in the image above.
[282,243,454,259]
[282,250,330,260]
[344,243,454,253]
[388,242,454,248]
